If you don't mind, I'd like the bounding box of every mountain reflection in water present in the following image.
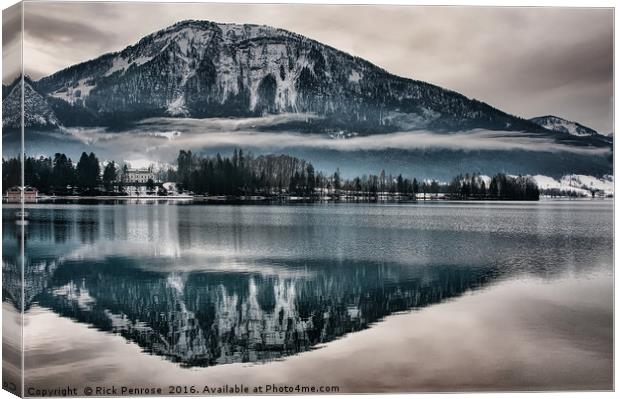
[2,202,613,369]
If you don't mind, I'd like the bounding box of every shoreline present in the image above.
[5,196,540,204]
[2,194,613,205]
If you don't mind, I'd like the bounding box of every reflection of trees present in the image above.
[3,210,73,310]
[3,255,60,312]
[20,255,498,368]
[2,212,23,311]
[4,205,611,369]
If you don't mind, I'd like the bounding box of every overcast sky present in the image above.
[5,2,614,132]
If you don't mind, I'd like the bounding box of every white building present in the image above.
[124,169,156,184]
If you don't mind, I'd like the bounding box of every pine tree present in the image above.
[102,162,117,192]
[333,169,341,191]
[52,153,75,194]
[306,164,316,196]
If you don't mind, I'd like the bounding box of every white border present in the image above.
[0,1,616,399]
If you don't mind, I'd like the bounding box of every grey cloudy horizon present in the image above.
[6,2,614,132]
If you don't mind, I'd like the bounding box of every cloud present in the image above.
[2,3,22,83]
[155,130,610,155]
[24,12,112,46]
[2,3,21,48]
[136,113,315,132]
[57,116,610,166]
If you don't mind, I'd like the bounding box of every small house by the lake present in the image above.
[5,186,38,203]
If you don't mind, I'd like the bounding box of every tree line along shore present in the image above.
[2,149,540,201]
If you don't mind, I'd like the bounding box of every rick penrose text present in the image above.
[27,384,341,396]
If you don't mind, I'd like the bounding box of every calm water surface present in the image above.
[2,200,613,392]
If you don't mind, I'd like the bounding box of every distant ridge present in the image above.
[529,115,601,137]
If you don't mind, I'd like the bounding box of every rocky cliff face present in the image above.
[21,20,544,133]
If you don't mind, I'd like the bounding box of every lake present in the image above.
[2,200,613,394]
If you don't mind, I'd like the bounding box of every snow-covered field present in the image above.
[532,174,614,197]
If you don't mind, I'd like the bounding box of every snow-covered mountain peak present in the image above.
[153,19,300,42]
[11,20,559,133]
[123,19,302,63]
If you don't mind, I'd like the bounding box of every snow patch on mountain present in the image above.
[348,70,362,83]
[104,54,154,77]
[167,96,189,116]
[50,78,96,104]
[104,57,130,76]
[529,115,600,137]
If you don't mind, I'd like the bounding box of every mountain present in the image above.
[2,76,60,129]
[529,115,601,137]
[16,19,547,133]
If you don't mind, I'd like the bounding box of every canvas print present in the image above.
[2,1,614,396]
